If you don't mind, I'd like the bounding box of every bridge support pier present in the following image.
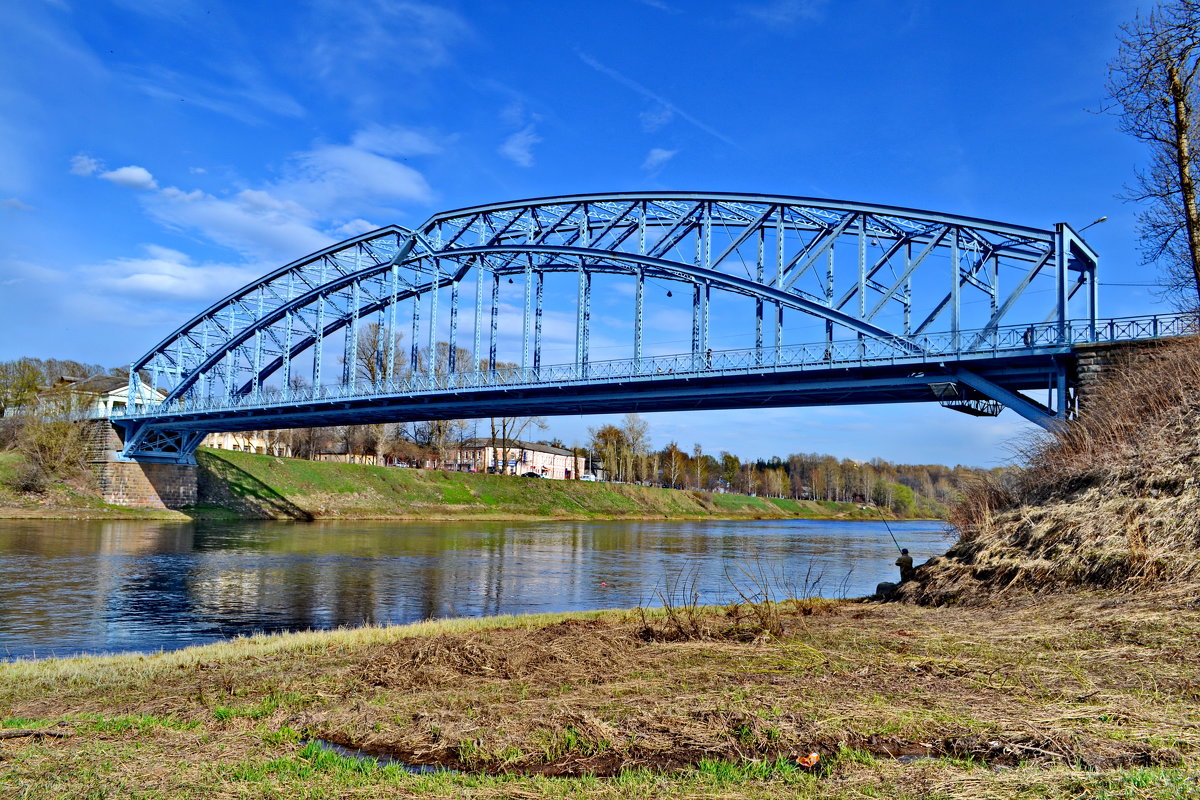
[85,421,198,509]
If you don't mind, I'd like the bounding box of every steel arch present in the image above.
[199,244,922,402]
[117,192,1110,462]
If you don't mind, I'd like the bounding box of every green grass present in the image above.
[194,447,895,522]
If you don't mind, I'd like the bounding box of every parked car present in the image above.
[521,471,542,478]
[579,474,598,482]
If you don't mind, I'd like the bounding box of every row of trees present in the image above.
[587,414,987,516]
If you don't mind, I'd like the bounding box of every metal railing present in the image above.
[116,312,1198,420]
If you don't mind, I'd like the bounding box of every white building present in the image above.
[41,374,163,417]
[448,438,588,479]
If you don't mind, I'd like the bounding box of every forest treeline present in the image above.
[588,413,989,517]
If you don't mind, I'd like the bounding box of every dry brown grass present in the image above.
[2,593,1198,797]
[924,334,1200,604]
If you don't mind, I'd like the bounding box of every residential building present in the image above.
[448,438,587,479]
[204,431,291,457]
[39,374,163,417]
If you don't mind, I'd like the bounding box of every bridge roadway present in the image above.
[113,313,1197,454]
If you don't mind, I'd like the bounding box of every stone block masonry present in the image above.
[84,420,198,509]
[1072,339,1175,412]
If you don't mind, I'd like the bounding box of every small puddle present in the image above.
[305,738,455,774]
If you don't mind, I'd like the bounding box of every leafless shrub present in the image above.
[18,419,86,478]
[0,416,25,451]
[7,462,48,494]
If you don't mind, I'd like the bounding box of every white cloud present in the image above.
[83,126,438,263]
[70,153,102,176]
[499,125,542,167]
[334,218,380,237]
[739,0,826,25]
[641,148,678,172]
[88,243,261,300]
[351,124,442,157]
[633,0,682,12]
[640,105,674,132]
[2,197,33,211]
[100,165,158,191]
[150,186,332,262]
[276,145,433,212]
[307,1,471,81]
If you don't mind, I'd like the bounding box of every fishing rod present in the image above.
[861,504,903,553]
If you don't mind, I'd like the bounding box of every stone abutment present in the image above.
[84,420,197,509]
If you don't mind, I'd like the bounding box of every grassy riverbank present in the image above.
[0,447,910,521]
[1,590,1196,799]
[194,448,896,521]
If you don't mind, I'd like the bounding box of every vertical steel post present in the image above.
[313,293,324,389]
[249,290,262,399]
[701,281,710,365]
[225,307,236,399]
[373,307,384,388]
[576,259,590,376]
[755,228,764,363]
[534,272,543,371]
[857,215,867,358]
[253,330,262,399]
[776,208,786,362]
[634,266,644,368]
[449,279,459,373]
[281,273,293,397]
[344,283,357,387]
[950,229,960,351]
[522,259,532,370]
[857,216,866,318]
[200,320,210,403]
[1087,245,1099,340]
[387,263,399,383]
[1055,223,1069,344]
[638,202,647,255]
[428,260,439,370]
[474,259,484,372]
[488,270,499,374]
[410,282,421,373]
[826,248,834,354]
[691,282,701,361]
[223,348,233,402]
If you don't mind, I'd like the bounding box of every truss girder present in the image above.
[119,191,1106,462]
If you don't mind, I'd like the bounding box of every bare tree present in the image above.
[588,423,625,480]
[619,413,649,483]
[664,441,685,488]
[354,322,406,384]
[1108,0,1200,310]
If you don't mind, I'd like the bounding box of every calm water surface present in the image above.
[0,518,951,660]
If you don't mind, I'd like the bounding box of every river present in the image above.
[0,518,951,660]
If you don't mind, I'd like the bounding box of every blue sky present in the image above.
[0,0,1161,466]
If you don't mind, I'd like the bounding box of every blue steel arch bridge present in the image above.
[111,191,1196,463]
